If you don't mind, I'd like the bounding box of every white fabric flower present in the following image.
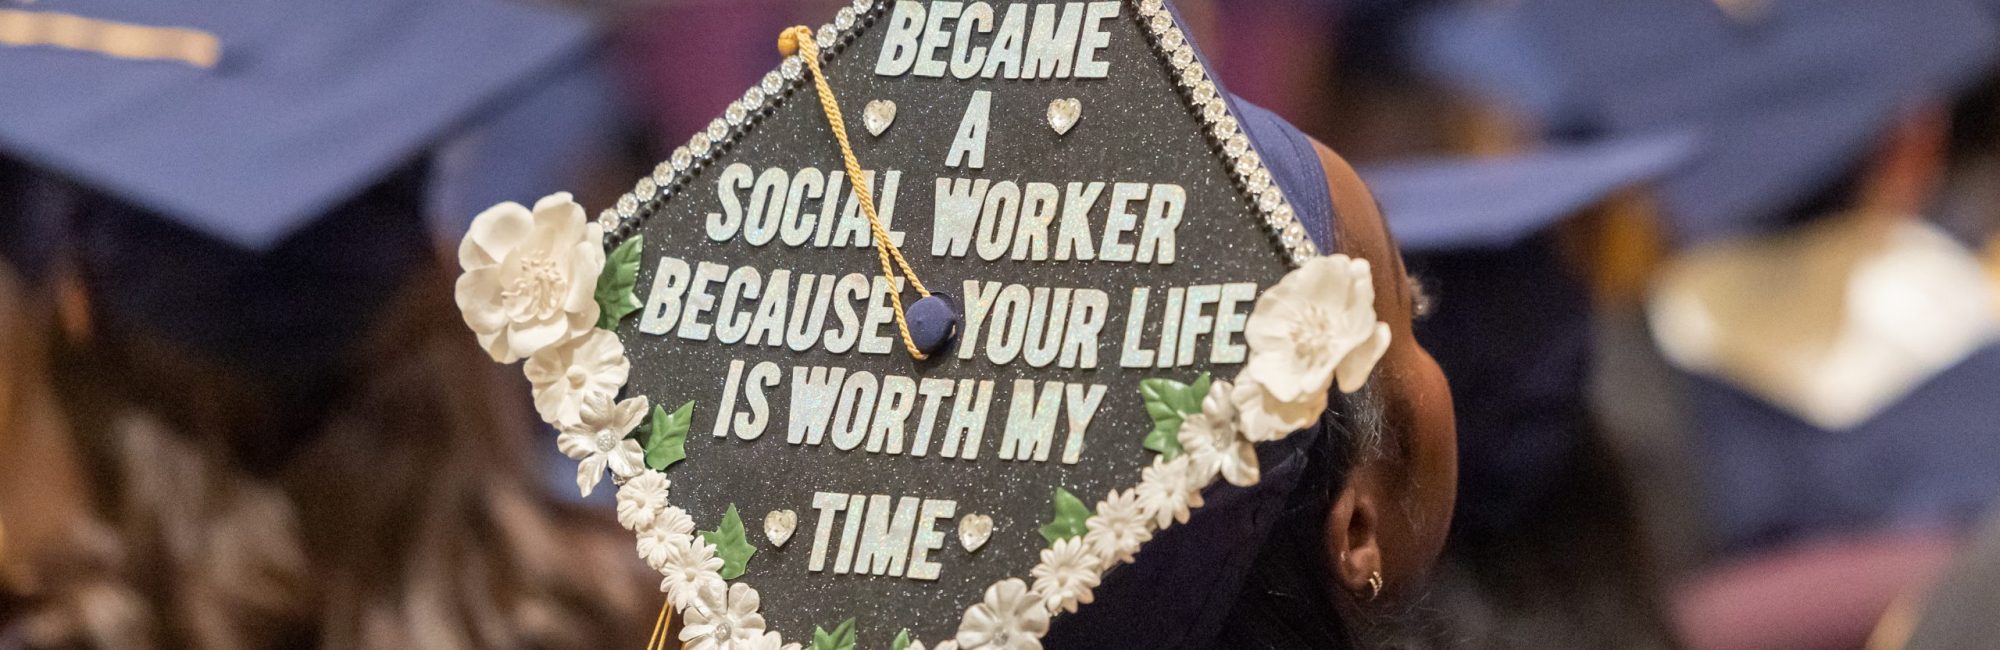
[455,192,606,363]
[617,472,672,532]
[1030,537,1102,614]
[657,538,727,610]
[638,506,697,570]
[1178,379,1259,487]
[736,632,794,650]
[525,328,631,427]
[681,582,768,650]
[1135,455,1206,529]
[1082,489,1151,566]
[1231,378,1323,443]
[1241,254,1391,400]
[957,578,1049,650]
[555,393,648,498]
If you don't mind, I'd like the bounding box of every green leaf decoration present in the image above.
[808,618,858,650]
[594,234,644,329]
[701,504,757,580]
[1138,371,1212,459]
[1038,487,1093,543]
[643,400,693,472]
[890,629,912,650]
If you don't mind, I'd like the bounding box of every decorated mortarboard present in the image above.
[452,2,1394,648]
[1508,0,2000,244]
[1361,132,1695,252]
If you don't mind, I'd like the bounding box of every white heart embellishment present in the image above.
[862,99,897,136]
[958,513,994,552]
[1047,98,1082,136]
[764,509,798,547]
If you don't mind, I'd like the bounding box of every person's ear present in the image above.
[1326,467,1385,601]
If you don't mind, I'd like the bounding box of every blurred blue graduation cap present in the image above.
[1512,0,2000,244]
[1361,132,1696,251]
[0,0,596,251]
[0,0,598,428]
[1404,0,1573,130]
[1692,345,2000,554]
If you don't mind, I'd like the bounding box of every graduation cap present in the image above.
[1508,0,2000,244]
[1350,134,1690,536]
[0,0,595,390]
[452,2,1398,647]
[1361,133,1695,252]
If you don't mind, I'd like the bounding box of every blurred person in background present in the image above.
[1455,1,2000,648]
[0,1,656,647]
[1205,2,1695,648]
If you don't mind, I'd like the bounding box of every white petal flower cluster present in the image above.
[658,537,728,611]
[1029,538,1101,614]
[956,579,1049,650]
[554,392,649,498]
[681,582,769,650]
[455,193,605,364]
[526,328,632,428]
[1177,380,1258,487]
[1235,254,1391,438]
[1081,489,1149,566]
[616,472,672,531]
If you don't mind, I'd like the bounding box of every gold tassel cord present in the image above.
[779,26,934,361]
[646,598,673,650]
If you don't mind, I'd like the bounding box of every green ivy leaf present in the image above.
[1038,487,1093,543]
[1138,371,1211,459]
[643,400,693,472]
[594,234,644,330]
[701,504,757,580]
[890,629,912,650]
[808,618,858,650]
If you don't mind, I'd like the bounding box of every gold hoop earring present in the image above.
[1365,571,1383,602]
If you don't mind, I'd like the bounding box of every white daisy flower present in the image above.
[1231,377,1323,443]
[657,537,726,610]
[454,192,605,363]
[1082,489,1151,566]
[555,393,648,498]
[616,472,672,532]
[524,328,631,427]
[956,578,1049,650]
[1029,537,1102,614]
[1135,455,1206,529]
[1179,380,1259,487]
[638,506,697,571]
[681,582,768,650]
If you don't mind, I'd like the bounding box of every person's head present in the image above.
[1213,140,1459,649]
[0,157,656,649]
[1317,141,1459,606]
